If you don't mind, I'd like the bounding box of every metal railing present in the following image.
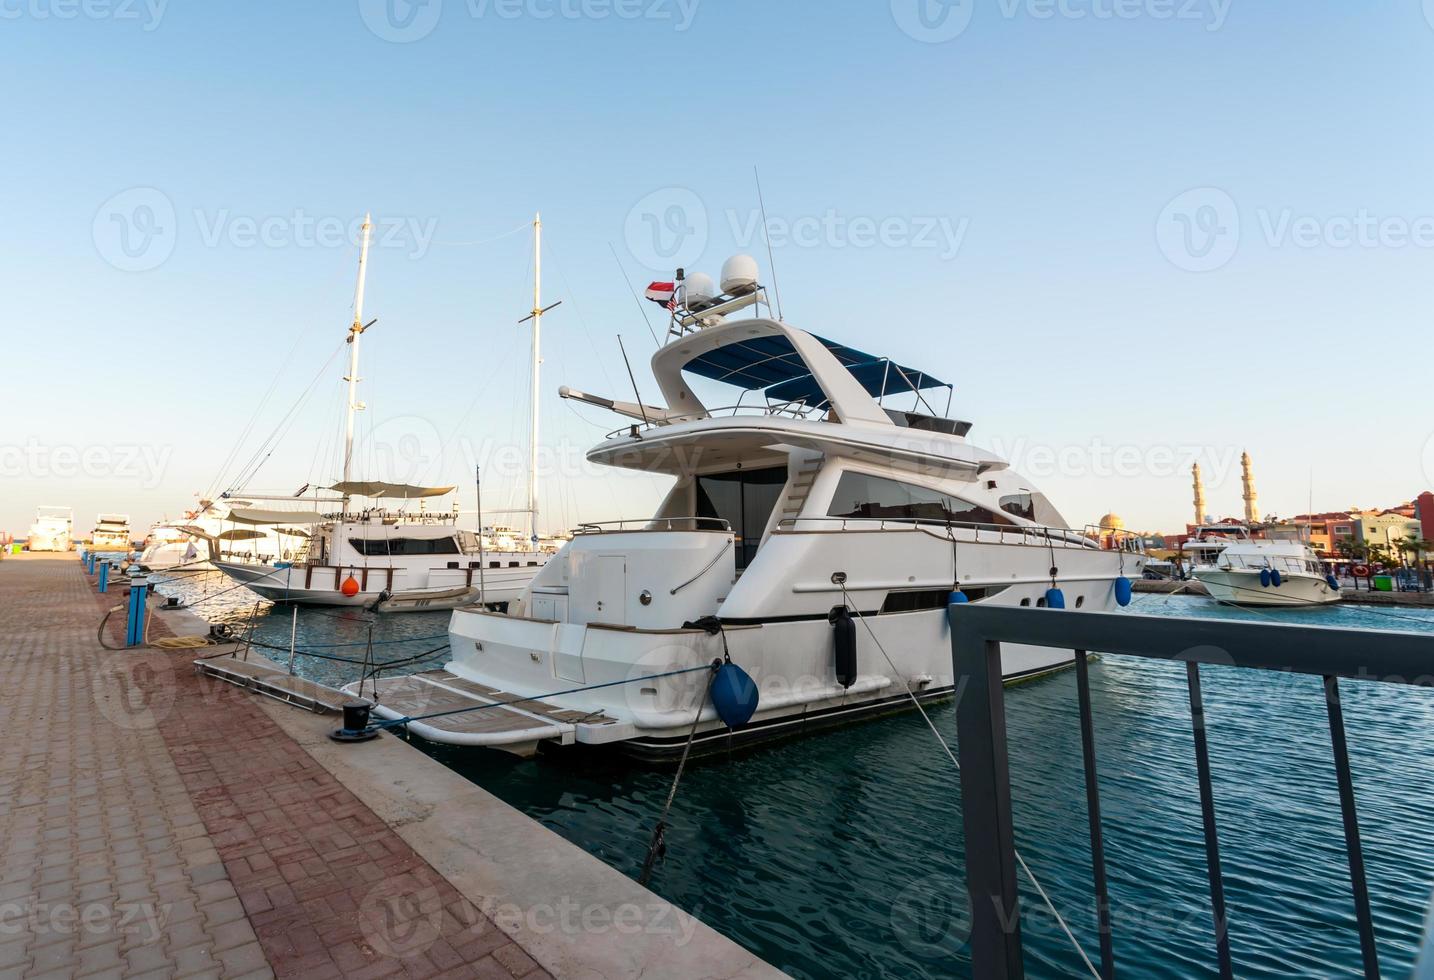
[602,402,823,439]
[1215,553,1325,575]
[775,516,1144,554]
[573,517,733,534]
[947,605,1431,979]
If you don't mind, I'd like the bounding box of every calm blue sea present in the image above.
[157,573,1434,979]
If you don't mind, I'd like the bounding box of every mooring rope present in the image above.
[639,660,721,887]
[837,582,1102,980]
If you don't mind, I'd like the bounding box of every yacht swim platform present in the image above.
[349,670,622,753]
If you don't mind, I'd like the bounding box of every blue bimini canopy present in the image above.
[682,333,947,407]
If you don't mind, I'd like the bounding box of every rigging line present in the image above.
[203,290,349,501]
[229,340,347,491]
[608,242,661,348]
[753,166,784,321]
[837,582,1102,980]
[427,220,530,248]
[547,240,620,392]
[210,254,360,499]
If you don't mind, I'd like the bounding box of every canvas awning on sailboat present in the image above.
[327,482,456,499]
[224,508,329,526]
[216,529,268,542]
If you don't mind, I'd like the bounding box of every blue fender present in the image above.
[711,662,759,730]
[1045,587,1066,609]
[1114,576,1133,607]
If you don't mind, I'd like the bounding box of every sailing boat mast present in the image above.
[341,213,373,513]
[528,213,542,546]
[516,213,560,547]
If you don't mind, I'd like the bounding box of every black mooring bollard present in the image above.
[330,700,379,743]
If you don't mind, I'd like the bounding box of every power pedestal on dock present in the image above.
[126,574,149,647]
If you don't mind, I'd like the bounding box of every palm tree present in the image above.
[1335,538,1368,562]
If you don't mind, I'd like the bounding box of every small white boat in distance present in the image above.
[26,506,74,552]
[1188,523,1339,606]
[357,253,1147,757]
[89,514,132,552]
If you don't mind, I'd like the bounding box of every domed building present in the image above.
[1095,512,1128,551]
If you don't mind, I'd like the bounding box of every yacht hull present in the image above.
[213,559,541,608]
[139,541,212,571]
[1195,568,1340,607]
[423,564,1136,758]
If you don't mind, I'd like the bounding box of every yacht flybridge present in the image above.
[212,213,553,609]
[356,254,1145,756]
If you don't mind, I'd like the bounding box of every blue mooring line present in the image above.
[374,662,718,728]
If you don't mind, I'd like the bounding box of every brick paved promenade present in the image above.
[0,554,552,979]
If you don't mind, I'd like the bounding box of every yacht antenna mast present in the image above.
[518,213,562,546]
[754,166,783,320]
[341,213,373,513]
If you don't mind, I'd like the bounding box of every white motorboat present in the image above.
[138,500,312,571]
[1187,524,1340,607]
[26,506,73,552]
[138,523,204,570]
[213,213,553,608]
[89,513,132,553]
[357,254,1145,756]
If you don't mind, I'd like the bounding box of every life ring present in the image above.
[1351,563,1370,578]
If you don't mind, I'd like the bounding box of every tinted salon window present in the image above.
[827,472,1011,527]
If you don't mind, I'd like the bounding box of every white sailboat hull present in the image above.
[213,559,543,608]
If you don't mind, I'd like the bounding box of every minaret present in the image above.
[1192,463,1206,527]
[1241,451,1260,524]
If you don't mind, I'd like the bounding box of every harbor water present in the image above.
[157,573,1434,978]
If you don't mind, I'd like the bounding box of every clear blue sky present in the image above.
[4,0,1432,538]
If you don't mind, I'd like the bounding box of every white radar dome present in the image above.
[720,254,760,296]
[682,272,717,310]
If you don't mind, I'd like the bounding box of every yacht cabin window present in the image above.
[694,465,788,569]
[827,472,1013,527]
[999,493,1035,521]
[348,536,461,557]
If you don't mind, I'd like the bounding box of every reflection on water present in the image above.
[158,571,1434,979]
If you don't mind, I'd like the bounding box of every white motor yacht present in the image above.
[357,255,1146,756]
[138,499,311,571]
[26,506,73,552]
[89,513,132,553]
[1188,523,1339,606]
